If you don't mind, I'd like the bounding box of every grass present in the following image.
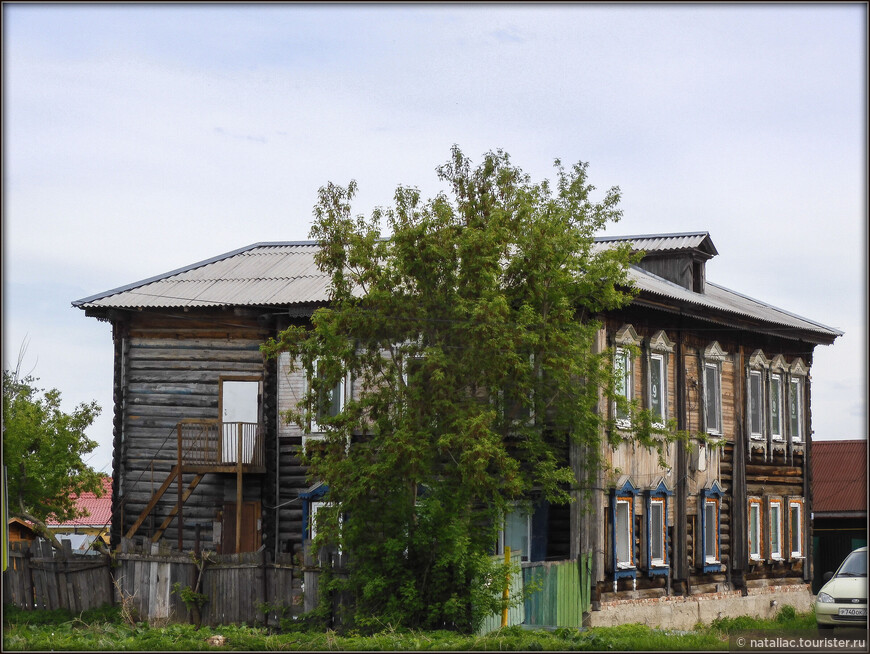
[2,604,819,651]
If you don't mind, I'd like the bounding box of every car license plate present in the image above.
[838,608,867,617]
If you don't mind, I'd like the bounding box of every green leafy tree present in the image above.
[263,146,678,632]
[3,367,105,550]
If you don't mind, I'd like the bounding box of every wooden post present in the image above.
[236,422,243,554]
[178,423,184,552]
[501,546,510,628]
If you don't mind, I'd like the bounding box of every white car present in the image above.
[815,546,867,629]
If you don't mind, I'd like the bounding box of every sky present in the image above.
[3,3,867,475]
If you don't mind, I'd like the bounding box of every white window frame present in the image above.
[649,498,666,567]
[648,352,667,428]
[615,497,634,569]
[309,500,343,554]
[497,506,532,562]
[769,498,783,561]
[703,362,722,435]
[770,373,783,441]
[748,498,762,561]
[788,377,803,443]
[615,347,633,429]
[748,370,764,440]
[789,500,804,558]
[704,498,719,564]
[310,360,346,434]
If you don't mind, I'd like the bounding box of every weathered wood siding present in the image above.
[592,310,814,598]
[275,351,310,557]
[116,313,268,552]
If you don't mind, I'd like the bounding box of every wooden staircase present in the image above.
[124,420,265,550]
[125,467,205,543]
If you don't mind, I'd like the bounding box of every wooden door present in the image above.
[220,501,261,554]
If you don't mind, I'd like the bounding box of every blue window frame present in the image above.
[300,483,329,541]
[646,479,673,576]
[699,481,724,573]
[610,477,640,581]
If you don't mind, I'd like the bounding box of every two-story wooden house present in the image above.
[74,231,840,622]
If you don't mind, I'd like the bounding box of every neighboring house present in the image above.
[7,518,37,546]
[811,440,867,592]
[73,232,841,622]
[45,477,113,553]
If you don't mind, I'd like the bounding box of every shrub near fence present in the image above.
[3,540,114,613]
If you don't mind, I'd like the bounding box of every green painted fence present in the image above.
[523,553,591,628]
[477,550,524,635]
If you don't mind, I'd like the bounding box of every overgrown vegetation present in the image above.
[2,356,106,551]
[3,605,820,650]
[262,146,688,632]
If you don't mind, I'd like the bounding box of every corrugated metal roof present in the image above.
[73,235,841,339]
[74,242,331,309]
[628,266,842,338]
[594,231,718,256]
[812,441,867,514]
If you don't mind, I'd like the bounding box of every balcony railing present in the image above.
[177,419,265,470]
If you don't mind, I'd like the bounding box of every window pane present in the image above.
[616,350,630,422]
[650,356,663,421]
[790,505,801,555]
[749,504,759,557]
[771,376,782,437]
[705,365,720,432]
[505,510,529,558]
[749,373,762,435]
[705,501,716,559]
[789,380,801,441]
[616,501,630,564]
[650,502,664,562]
[770,504,780,556]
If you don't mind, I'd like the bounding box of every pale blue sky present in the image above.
[3,3,866,473]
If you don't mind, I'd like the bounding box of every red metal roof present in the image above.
[812,441,867,514]
[46,477,113,527]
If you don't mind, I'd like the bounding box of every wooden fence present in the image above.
[3,538,300,627]
[113,539,298,626]
[6,538,593,631]
[3,540,114,613]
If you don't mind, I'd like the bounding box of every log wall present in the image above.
[115,312,269,552]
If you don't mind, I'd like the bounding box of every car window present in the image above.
[836,550,867,577]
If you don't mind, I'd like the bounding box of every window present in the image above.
[748,498,762,561]
[615,498,633,568]
[310,361,345,433]
[789,500,803,558]
[749,370,763,439]
[615,347,632,428]
[703,362,721,434]
[699,482,723,572]
[770,373,783,441]
[649,499,665,566]
[649,353,666,426]
[497,507,531,562]
[788,378,803,443]
[704,499,718,563]
[219,378,261,464]
[769,499,783,560]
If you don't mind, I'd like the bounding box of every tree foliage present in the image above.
[3,368,105,549]
[263,146,678,631]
